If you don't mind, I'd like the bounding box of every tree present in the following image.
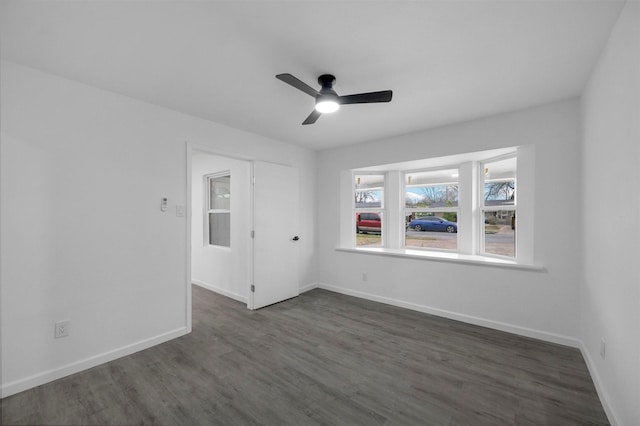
[417,184,458,207]
[484,181,514,201]
[355,190,375,204]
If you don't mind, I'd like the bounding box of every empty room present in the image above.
[1,1,638,425]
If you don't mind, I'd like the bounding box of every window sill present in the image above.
[336,247,543,271]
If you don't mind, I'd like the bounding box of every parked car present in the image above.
[408,216,457,233]
[356,212,381,234]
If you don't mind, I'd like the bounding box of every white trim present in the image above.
[192,280,247,304]
[340,170,356,248]
[299,282,319,293]
[1,327,187,398]
[316,282,576,347]
[579,342,620,426]
[457,161,476,255]
[336,246,543,271]
[185,142,193,333]
[249,161,256,310]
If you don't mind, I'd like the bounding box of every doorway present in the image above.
[189,150,251,305]
[186,145,301,325]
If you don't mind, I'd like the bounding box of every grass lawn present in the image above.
[357,233,439,246]
[356,233,382,245]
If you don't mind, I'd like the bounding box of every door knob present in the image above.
[292,236,300,241]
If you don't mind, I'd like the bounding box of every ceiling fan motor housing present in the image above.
[318,74,336,90]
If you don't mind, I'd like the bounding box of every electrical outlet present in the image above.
[362,272,368,282]
[600,338,606,359]
[54,320,70,339]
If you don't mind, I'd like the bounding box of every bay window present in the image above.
[344,146,533,267]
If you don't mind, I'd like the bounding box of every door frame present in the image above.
[185,142,255,332]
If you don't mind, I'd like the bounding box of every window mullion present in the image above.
[458,161,475,255]
[385,171,402,249]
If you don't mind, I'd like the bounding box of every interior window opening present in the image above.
[206,172,231,247]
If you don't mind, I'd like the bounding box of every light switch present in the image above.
[176,205,185,217]
[161,197,168,212]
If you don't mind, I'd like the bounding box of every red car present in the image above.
[356,212,381,234]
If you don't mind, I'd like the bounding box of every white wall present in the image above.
[190,153,251,302]
[317,99,583,344]
[0,61,317,396]
[580,2,640,425]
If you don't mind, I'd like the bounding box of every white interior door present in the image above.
[250,161,300,309]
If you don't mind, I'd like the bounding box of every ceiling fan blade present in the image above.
[276,73,319,98]
[302,110,321,125]
[339,90,393,105]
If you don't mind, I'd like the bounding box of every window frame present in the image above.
[403,167,460,252]
[479,154,517,260]
[353,172,386,247]
[204,170,231,248]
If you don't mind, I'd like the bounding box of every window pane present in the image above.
[355,174,384,208]
[405,212,457,250]
[483,210,515,257]
[484,181,515,206]
[405,169,458,208]
[209,212,230,247]
[483,157,516,207]
[210,175,230,210]
[356,211,382,247]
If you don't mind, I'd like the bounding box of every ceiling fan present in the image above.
[276,73,393,125]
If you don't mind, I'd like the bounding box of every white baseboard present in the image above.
[1,327,187,398]
[317,282,580,348]
[579,342,619,426]
[192,280,247,304]
[299,282,319,293]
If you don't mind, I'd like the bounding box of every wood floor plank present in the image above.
[1,286,609,425]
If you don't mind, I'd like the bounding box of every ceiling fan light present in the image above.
[315,98,340,114]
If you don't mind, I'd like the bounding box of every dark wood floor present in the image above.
[2,285,608,425]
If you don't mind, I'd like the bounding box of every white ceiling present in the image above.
[0,1,624,150]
